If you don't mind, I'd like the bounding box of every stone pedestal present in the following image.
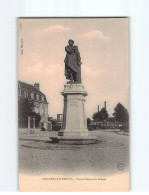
[57,84,96,144]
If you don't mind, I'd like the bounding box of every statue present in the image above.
[50,39,96,145]
[64,39,82,83]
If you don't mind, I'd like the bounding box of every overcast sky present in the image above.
[18,18,129,118]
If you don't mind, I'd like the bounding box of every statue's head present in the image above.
[68,39,74,46]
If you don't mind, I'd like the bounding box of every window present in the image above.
[24,91,26,98]
[37,94,39,100]
[18,88,21,97]
[41,107,45,116]
[24,91,29,98]
[28,92,31,99]
[42,96,44,101]
[44,107,48,117]
[31,92,34,99]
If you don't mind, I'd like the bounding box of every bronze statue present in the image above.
[64,39,82,83]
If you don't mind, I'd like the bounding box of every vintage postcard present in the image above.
[18,17,129,191]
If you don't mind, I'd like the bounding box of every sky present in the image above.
[18,18,129,118]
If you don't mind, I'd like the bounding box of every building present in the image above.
[18,81,49,129]
[57,114,63,122]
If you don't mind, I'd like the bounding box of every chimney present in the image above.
[34,83,40,90]
[98,105,99,112]
[104,101,106,110]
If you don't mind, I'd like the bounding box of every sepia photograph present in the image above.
[18,17,129,191]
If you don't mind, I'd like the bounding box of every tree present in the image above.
[31,112,41,128]
[113,103,129,130]
[49,118,57,126]
[18,98,41,128]
[93,108,109,122]
[87,118,91,127]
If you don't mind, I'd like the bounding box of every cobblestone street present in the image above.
[19,129,129,176]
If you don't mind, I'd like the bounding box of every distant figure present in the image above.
[64,39,82,83]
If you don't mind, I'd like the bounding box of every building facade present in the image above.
[18,81,49,129]
[57,114,63,122]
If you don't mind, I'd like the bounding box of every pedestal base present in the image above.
[50,135,96,145]
[58,138,96,145]
[58,128,96,144]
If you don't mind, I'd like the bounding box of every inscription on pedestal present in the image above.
[67,100,78,107]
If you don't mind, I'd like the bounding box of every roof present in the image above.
[18,81,48,103]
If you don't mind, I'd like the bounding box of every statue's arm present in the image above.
[74,46,80,56]
[75,48,82,64]
[65,46,72,54]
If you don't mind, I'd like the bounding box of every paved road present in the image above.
[19,129,129,176]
